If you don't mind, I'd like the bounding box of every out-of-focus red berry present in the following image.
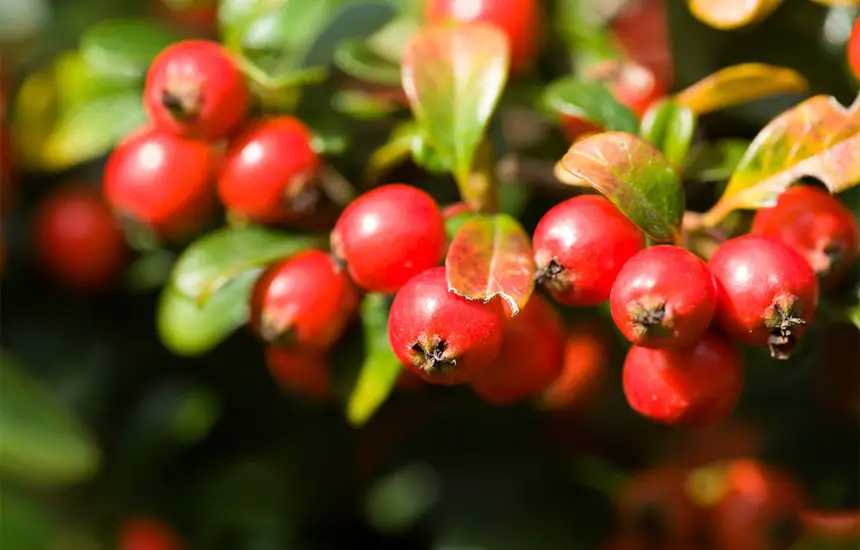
[118,517,184,550]
[265,346,330,400]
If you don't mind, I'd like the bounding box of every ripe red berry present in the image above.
[250,250,358,349]
[145,40,248,141]
[471,294,565,405]
[104,126,217,238]
[118,517,184,550]
[540,322,611,411]
[617,467,705,545]
[751,185,858,289]
[33,185,126,291]
[217,117,320,223]
[709,235,819,359]
[388,266,504,385]
[331,184,446,294]
[534,195,644,306]
[849,17,860,82]
[711,460,805,550]
[424,0,543,75]
[610,246,717,348]
[265,346,330,400]
[623,330,744,427]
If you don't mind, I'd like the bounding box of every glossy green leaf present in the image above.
[170,227,322,306]
[640,99,697,172]
[218,0,286,47]
[543,77,639,134]
[157,270,258,357]
[333,40,401,85]
[704,94,860,226]
[445,214,535,315]
[684,139,751,182]
[0,351,100,485]
[401,23,509,209]
[79,18,181,80]
[347,294,402,426]
[560,132,684,243]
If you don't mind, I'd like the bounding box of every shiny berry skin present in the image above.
[471,294,565,405]
[250,250,358,349]
[388,267,504,385]
[617,467,705,545]
[33,185,127,292]
[265,346,330,400]
[144,40,248,141]
[751,186,858,289]
[541,322,610,411]
[610,246,717,348]
[709,235,819,360]
[104,126,217,238]
[118,517,184,550]
[623,330,744,427]
[849,17,860,82]
[534,195,645,306]
[218,117,320,223]
[425,0,542,75]
[711,460,805,550]
[331,184,446,294]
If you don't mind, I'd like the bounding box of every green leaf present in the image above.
[640,99,697,172]
[346,294,402,426]
[0,351,100,485]
[300,1,397,69]
[219,0,285,47]
[364,121,421,183]
[171,227,322,305]
[333,40,401,86]
[401,23,510,210]
[445,214,535,315]
[157,270,258,357]
[543,77,639,134]
[704,94,860,226]
[332,89,402,120]
[41,91,147,172]
[684,139,751,182]
[0,485,58,549]
[79,18,181,80]
[560,132,684,243]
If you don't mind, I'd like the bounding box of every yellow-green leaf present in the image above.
[675,63,809,115]
[704,94,860,226]
[687,0,783,30]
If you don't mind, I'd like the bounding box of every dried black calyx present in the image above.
[412,340,456,373]
[535,258,565,284]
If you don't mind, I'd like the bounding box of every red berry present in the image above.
[610,0,674,91]
[540,322,611,411]
[425,0,543,75]
[388,266,504,385]
[33,185,127,291]
[217,117,320,223]
[118,517,184,550]
[623,330,744,427]
[144,40,248,141]
[471,294,565,405]
[104,126,217,238]
[265,346,330,400]
[610,246,717,348]
[709,235,819,360]
[331,184,446,294]
[617,467,705,545]
[534,195,644,306]
[250,250,358,349]
[849,17,860,82]
[751,185,858,289]
[711,460,805,550]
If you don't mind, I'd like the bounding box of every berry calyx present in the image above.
[388,266,504,385]
[118,517,184,550]
[610,245,717,348]
[103,126,217,238]
[471,294,565,405]
[751,185,858,288]
[145,40,248,141]
[265,346,330,400]
[33,185,127,292]
[424,0,543,75]
[623,330,744,427]
[250,250,358,349]
[533,195,644,306]
[708,235,819,359]
[331,184,446,294]
[218,117,320,224]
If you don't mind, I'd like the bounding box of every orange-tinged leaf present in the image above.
[704,94,860,226]
[401,23,509,210]
[445,214,534,316]
[687,0,783,30]
[560,132,684,243]
[675,63,809,115]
